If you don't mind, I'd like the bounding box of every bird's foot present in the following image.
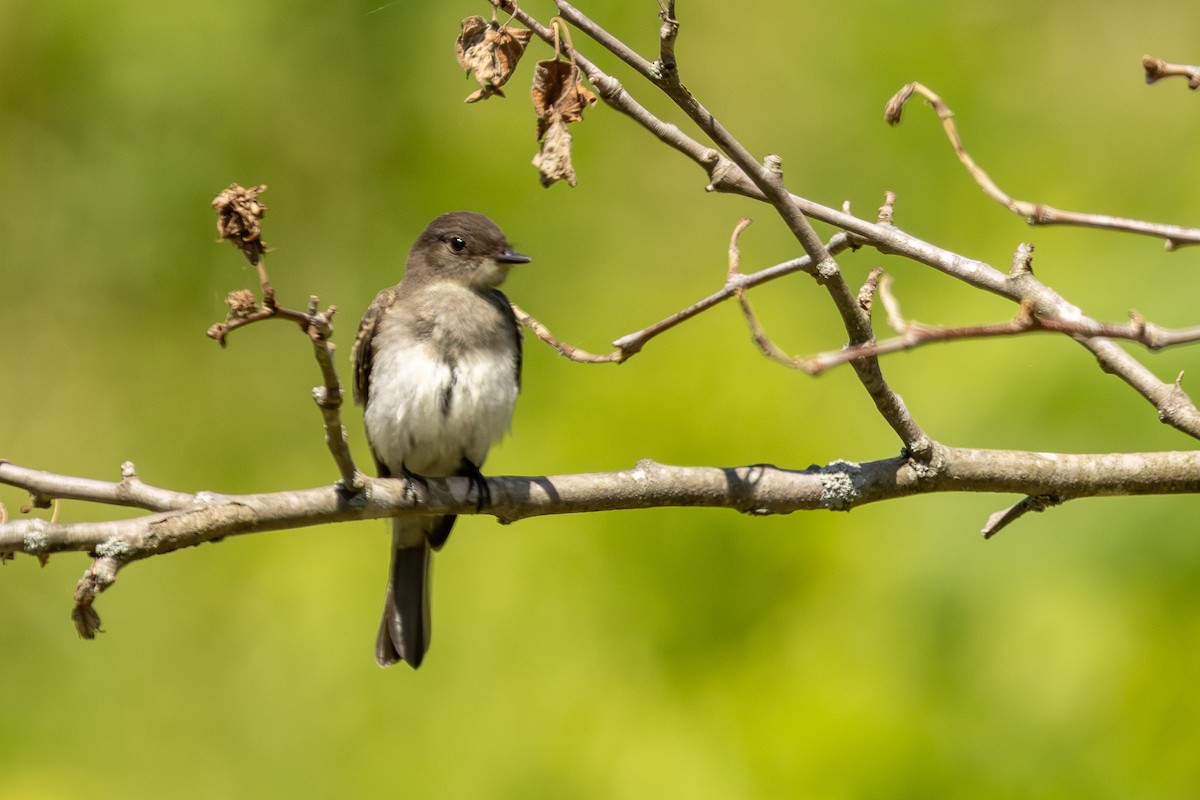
[399,466,428,503]
[460,459,490,513]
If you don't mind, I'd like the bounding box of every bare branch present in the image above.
[511,304,625,363]
[981,494,1063,540]
[885,82,1200,249]
[0,459,194,513]
[10,439,1200,634]
[303,299,364,492]
[485,7,1200,441]
[1142,54,1200,90]
[554,1,933,457]
[73,557,120,639]
[803,278,1200,375]
[611,232,855,356]
[515,233,857,364]
[7,449,1200,562]
[656,0,678,76]
[727,217,804,368]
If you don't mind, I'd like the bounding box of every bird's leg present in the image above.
[399,464,428,504]
[459,458,490,513]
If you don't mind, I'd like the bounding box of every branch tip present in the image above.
[883,83,916,125]
[982,494,1062,539]
[1010,242,1035,276]
[656,0,679,76]
[72,557,121,639]
[877,192,897,226]
[857,268,886,313]
[1142,54,1200,89]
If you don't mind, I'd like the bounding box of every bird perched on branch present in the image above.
[352,211,530,668]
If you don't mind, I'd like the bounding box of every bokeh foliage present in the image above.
[3,1,1200,797]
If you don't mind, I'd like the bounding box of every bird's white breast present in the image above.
[364,326,518,478]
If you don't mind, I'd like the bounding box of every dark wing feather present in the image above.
[486,288,523,390]
[352,287,400,478]
[351,287,398,408]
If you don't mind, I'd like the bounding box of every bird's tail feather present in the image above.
[376,518,434,668]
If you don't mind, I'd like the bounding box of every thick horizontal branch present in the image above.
[5,448,1200,561]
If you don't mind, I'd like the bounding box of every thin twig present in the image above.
[511,304,624,363]
[885,81,1200,250]
[1142,54,1200,90]
[208,190,363,491]
[514,233,855,364]
[611,232,854,355]
[801,279,1200,375]
[727,218,801,368]
[655,0,678,76]
[302,298,364,492]
[72,556,120,638]
[981,494,1063,540]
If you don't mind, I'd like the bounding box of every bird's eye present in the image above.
[448,236,467,253]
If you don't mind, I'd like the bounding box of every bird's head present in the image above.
[406,211,531,290]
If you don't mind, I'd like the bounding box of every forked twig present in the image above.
[208,184,362,492]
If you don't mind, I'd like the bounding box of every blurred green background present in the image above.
[3,1,1200,797]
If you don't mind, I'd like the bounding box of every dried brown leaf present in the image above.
[532,117,577,188]
[456,16,533,103]
[531,59,597,139]
[455,16,489,70]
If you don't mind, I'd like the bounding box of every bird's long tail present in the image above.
[375,515,452,669]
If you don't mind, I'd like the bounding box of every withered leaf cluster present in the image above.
[212,183,269,265]
[453,15,599,187]
[456,16,534,103]
[531,59,597,187]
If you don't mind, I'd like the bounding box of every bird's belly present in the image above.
[364,344,518,477]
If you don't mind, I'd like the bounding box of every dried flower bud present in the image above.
[225,288,259,319]
[212,183,269,265]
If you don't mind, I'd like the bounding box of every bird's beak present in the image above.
[498,249,531,264]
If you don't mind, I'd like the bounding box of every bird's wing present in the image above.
[351,286,398,408]
[486,288,523,390]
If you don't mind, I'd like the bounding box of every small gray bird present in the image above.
[351,211,530,668]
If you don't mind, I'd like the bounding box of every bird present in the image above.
[351,211,530,668]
